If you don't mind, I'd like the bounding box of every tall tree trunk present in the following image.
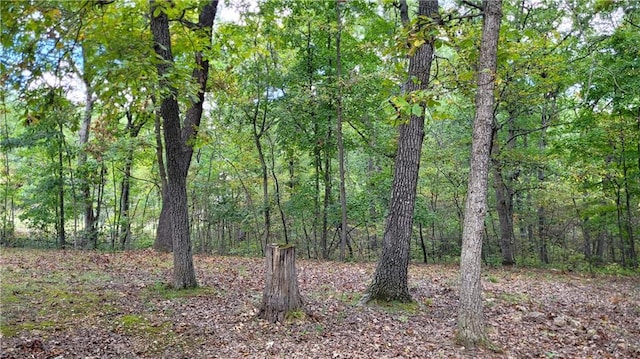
[457,0,502,348]
[77,62,97,248]
[419,222,428,263]
[269,135,289,244]
[322,135,331,259]
[252,100,271,250]
[150,0,218,289]
[366,116,379,254]
[537,92,556,264]
[362,0,438,304]
[153,107,172,252]
[336,1,348,261]
[491,126,515,265]
[1,90,14,243]
[620,138,637,268]
[57,118,66,248]
[120,110,145,250]
[314,144,322,257]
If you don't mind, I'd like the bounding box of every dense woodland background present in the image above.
[1,0,638,273]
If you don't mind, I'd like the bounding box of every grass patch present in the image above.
[497,292,530,305]
[338,292,362,304]
[369,299,421,315]
[0,320,57,337]
[0,262,118,338]
[118,314,168,335]
[115,313,178,355]
[143,281,216,300]
[285,309,307,322]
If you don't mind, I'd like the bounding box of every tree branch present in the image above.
[461,0,483,11]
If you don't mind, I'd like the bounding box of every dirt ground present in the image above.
[1,248,638,358]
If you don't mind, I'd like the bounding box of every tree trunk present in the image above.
[419,222,427,263]
[269,135,289,245]
[322,136,331,259]
[252,100,271,251]
[336,1,348,262]
[153,108,172,252]
[56,117,66,249]
[77,59,97,248]
[149,0,218,289]
[119,110,145,250]
[537,92,555,264]
[258,244,303,323]
[620,139,637,268]
[457,0,502,348]
[1,88,14,243]
[491,127,516,266]
[362,0,438,304]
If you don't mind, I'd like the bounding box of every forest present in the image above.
[3,0,638,270]
[0,0,639,356]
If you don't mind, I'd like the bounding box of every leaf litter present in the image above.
[0,248,638,358]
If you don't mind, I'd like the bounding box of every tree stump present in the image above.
[258,243,303,323]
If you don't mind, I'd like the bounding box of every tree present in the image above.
[149,0,218,289]
[491,118,516,265]
[362,0,439,303]
[335,0,348,261]
[457,0,502,348]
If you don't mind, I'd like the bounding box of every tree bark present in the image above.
[149,0,218,289]
[57,118,66,248]
[258,244,303,323]
[362,0,439,304]
[491,126,516,266]
[322,133,332,259]
[77,62,97,248]
[336,0,348,261]
[457,0,502,348]
[252,99,271,251]
[153,108,172,252]
[119,110,145,250]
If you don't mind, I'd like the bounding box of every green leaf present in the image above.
[411,103,423,117]
[153,6,163,18]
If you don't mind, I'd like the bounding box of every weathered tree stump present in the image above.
[258,243,303,323]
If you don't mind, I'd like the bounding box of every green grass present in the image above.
[497,292,530,305]
[369,299,422,315]
[143,281,216,300]
[0,259,118,338]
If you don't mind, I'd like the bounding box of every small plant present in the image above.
[487,274,499,283]
[596,263,639,276]
[285,309,306,321]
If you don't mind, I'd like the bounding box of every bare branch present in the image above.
[461,0,483,11]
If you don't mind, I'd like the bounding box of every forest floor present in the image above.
[0,248,639,358]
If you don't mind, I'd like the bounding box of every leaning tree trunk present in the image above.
[457,0,502,348]
[258,244,303,323]
[362,0,438,304]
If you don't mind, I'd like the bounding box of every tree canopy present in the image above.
[1,0,638,275]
